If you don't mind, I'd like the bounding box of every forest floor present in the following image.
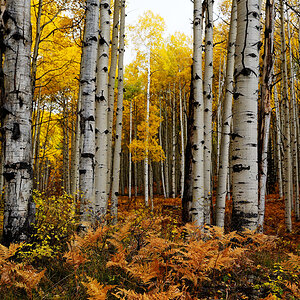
[0,194,299,299]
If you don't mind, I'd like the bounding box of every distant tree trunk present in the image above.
[182,66,195,224]
[111,0,125,223]
[79,0,100,222]
[191,0,205,226]
[280,0,292,232]
[203,0,214,225]
[171,84,176,197]
[129,100,132,200]
[231,0,261,231]
[107,0,120,195]
[164,100,170,197]
[144,47,151,207]
[95,0,111,220]
[159,96,167,198]
[274,86,283,198]
[62,95,70,194]
[257,0,274,230]
[179,83,185,198]
[2,0,35,244]
[215,0,237,228]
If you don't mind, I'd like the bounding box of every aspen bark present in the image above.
[144,47,151,207]
[274,86,283,198]
[231,0,261,231]
[203,0,214,225]
[257,0,274,230]
[280,0,292,232]
[107,0,120,195]
[215,0,237,228]
[191,0,205,226]
[2,0,35,244]
[286,9,299,220]
[171,85,176,198]
[179,83,185,198]
[111,0,125,222]
[159,96,167,198]
[95,0,111,220]
[79,0,99,221]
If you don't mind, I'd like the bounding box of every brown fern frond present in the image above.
[82,276,115,300]
[0,243,21,262]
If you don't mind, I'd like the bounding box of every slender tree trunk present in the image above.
[182,66,195,224]
[129,100,132,200]
[203,0,214,225]
[274,86,283,198]
[171,84,176,198]
[31,0,43,94]
[191,0,205,226]
[215,0,237,228]
[159,96,167,198]
[286,9,299,220]
[2,0,35,244]
[95,0,111,220]
[179,83,185,198]
[111,0,125,223]
[107,0,120,195]
[257,0,274,230]
[79,0,100,222]
[280,0,292,232]
[231,0,261,231]
[164,101,170,197]
[144,47,151,207]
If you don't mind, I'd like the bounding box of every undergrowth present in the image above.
[0,197,299,299]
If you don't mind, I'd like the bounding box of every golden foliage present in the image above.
[82,276,115,300]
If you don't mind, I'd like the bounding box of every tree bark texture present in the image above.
[2,0,35,244]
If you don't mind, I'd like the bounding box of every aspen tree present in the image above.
[107,0,120,194]
[79,0,99,221]
[286,9,299,220]
[111,0,125,222]
[280,0,292,232]
[144,47,151,207]
[191,0,205,226]
[159,96,167,198]
[171,84,176,198]
[274,85,283,198]
[216,0,237,228]
[258,0,275,230]
[179,83,185,198]
[231,0,261,231]
[2,0,35,244]
[203,0,214,224]
[95,0,111,220]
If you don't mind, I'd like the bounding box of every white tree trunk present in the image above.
[111,0,125,223]
[274,85,283,198]
[95,0,111,220]
[171,85,176,198]
[2,0,34,244]
[191,0,205,226]
[215,0,237,228]
[280,0,292,232]
[144,47,151,207]
[203,0,214,225]
[231,0,261,231]
[179,83,185,198]
[286,9,299,220]
[257,0,274,230]
[79,0,100,222]
[107,0,120,195]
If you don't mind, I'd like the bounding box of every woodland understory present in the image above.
[0,0,300,298]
